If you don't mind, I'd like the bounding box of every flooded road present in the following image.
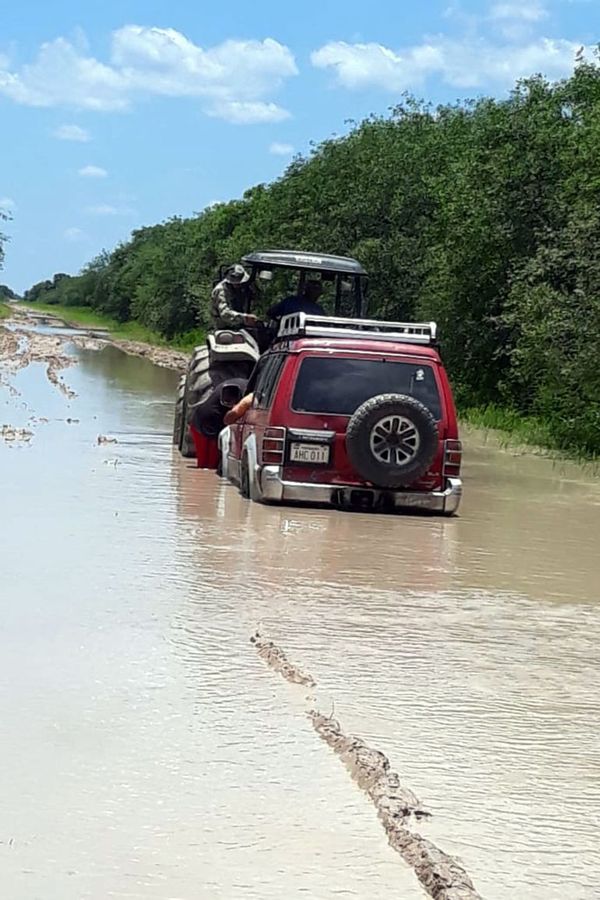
[1,324,599,899]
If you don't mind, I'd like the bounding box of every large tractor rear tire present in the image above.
[173,373,186,447]
[175,346,250,459]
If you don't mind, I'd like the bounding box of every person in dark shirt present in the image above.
[267,279,325,321]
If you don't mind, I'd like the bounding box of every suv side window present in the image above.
[255,354,286,409]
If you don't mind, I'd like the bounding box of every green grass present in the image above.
[0,301,11,320]
[461,405,600,473]
[460,404,581,459]
[23,302,200,352]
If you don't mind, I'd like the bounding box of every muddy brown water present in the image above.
[1,327,599,899]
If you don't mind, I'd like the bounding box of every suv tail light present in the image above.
[443,439,462,477]
[261,427,286,465]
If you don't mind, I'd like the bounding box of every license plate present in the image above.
[290,443,330,464]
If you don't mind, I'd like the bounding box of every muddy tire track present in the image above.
[252,631,483,900]
[250,631,316,686]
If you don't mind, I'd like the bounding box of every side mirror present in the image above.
[220,383,245,408]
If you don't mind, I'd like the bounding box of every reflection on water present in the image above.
[1,335,599,899]
[76,344,178,400]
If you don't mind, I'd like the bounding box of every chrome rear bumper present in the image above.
[259,467,462,515]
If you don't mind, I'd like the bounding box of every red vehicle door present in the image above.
[241,353,287,461]
[229,352,287,465]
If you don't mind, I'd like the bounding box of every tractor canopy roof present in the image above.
[241,250,367,277]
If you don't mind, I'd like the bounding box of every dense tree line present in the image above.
[0,284,19,300]
[25,57,600,455]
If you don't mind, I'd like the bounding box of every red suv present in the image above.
[219,313,462,515]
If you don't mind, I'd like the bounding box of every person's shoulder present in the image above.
[213,279,230,296]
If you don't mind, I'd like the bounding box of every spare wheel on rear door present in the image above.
[346,393,438,489]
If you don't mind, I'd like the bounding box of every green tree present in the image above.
[22,52,600,454]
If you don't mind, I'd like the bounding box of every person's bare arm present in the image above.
[224,393,254,425]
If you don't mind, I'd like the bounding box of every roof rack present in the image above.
[277,313,438,345]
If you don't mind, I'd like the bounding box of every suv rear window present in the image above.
[292,357,442,419]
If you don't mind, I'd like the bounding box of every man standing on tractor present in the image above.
[211,264,258,330]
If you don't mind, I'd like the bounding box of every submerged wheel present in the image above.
[240,454,250,499]
[179,396,196,458]
[172,373,186,446]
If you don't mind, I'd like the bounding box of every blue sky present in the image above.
[1,0,597,293]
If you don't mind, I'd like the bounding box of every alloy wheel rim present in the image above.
[369,415,420,466]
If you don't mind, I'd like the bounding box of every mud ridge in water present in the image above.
[111,339,189,372]
[66,334,188,371]
[310,711,482,900]
[0,328,20,362]
[11,307,190,372]
[252,632,482,900]
[250,631,316,686]
[1,425,33,444]
[3,327,77,398]
[69,336,107,353]
[0,328,23,397]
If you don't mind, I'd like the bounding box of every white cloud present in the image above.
[0,26,297,123]
[269,141,295,155]
[207,100,290,124]
[78,164,108,178]
[312,42,439,91]
[489,1,548,38]
[0,196,16,212]
[490,2,547,22]
[53,124,91,142]
[86,203,135,216]
[64,227,86,241]
[0,37,129,110]
[311,37,588,91]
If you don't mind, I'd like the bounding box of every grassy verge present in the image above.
[0,302,11,320]
[459,404,597,461]
[22,302,202,351]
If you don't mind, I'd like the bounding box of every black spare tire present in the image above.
[346,393,438,489]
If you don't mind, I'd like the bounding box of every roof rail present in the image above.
[277,313,438,345]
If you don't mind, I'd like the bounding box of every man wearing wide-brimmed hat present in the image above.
[211,264,258,330]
